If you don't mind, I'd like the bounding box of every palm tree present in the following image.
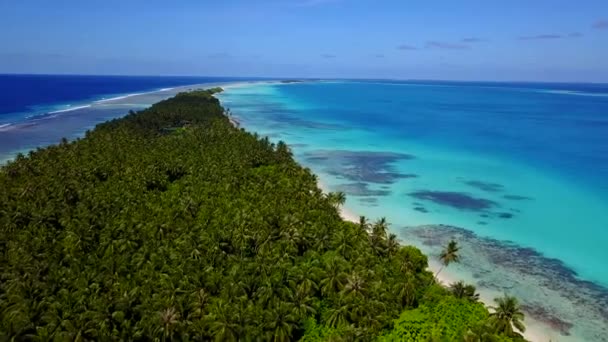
[159,307,180,341]
[280,227,302,254]
[293,262,320,293]
[320,257,348,295]
[334,230,353,259]
[295,261,321,296]
[208,301,238,342]
[394,276,416,307]
[264,302,298,342]
[189,288,209,319]
[386,233,399,257]
[489,295,526,337]
[326,300,350,327]
[327,191,346,208]
[293,288,316,318]
[370,218,389,255]
[434,239,460,281]
[348,217,368,243]
[464,321,498,342]
[450,281,480,302]
[335,191,346,207]
[341,272,367,299]
[354,299,386,332]
[400,257,415,275]
[371,217,388,240]
[358,216,369,233]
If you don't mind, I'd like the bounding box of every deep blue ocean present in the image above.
[0,74,260,161]
[1,76,608,340]
[0,74,261,126]
[217,80,608,341]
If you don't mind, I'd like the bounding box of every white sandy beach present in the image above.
[335,199,557,342]
[216,86,576,342]
[426,260,560,342]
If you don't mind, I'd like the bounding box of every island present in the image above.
[0,88,527,341]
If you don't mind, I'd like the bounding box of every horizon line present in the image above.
[0,72,607,85]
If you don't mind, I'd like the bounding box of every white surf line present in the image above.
[48,105,92,114]
[94,93,144,104]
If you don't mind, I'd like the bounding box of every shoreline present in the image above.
[0,79,271,134]
[0,84,588,340]
[344,204,556,341]
[426,260,558,342]
[313,177,556,341]
[213,83,607,341]
[2,82,578,341]
[337,208,559,339]
[0,80,278,165]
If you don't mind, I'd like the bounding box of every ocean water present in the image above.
[217,81,608,341]
[2,76,607,340]
[0,74,261,162]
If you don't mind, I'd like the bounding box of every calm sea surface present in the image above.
[2,76,607,340]
[217,80,608,341]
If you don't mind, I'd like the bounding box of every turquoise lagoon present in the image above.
[217,81,608,341]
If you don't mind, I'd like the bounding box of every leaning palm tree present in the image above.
[371,217,389,241]
[327,191,346,208]
[450,281,480,302]
[489,295,526,337]
[358,216,369,233]
[434,239,460,281]
[386,233,399,257]
[335,191,346,207]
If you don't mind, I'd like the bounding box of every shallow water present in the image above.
[0,87,181,162]
[217,80,608,341]
[0,75,262,163]
[2,77,607,340]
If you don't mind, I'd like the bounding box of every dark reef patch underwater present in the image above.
[216,80,608,340]
[334,182,391,197]
[303,149,416,184]
[407,190,497,211]
[404,224,608,340]
[503,194,533,201]
[463,180,505,193]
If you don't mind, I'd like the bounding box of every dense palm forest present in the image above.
[0,89,528,341]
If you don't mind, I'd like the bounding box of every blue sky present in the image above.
[1,0,607,81]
